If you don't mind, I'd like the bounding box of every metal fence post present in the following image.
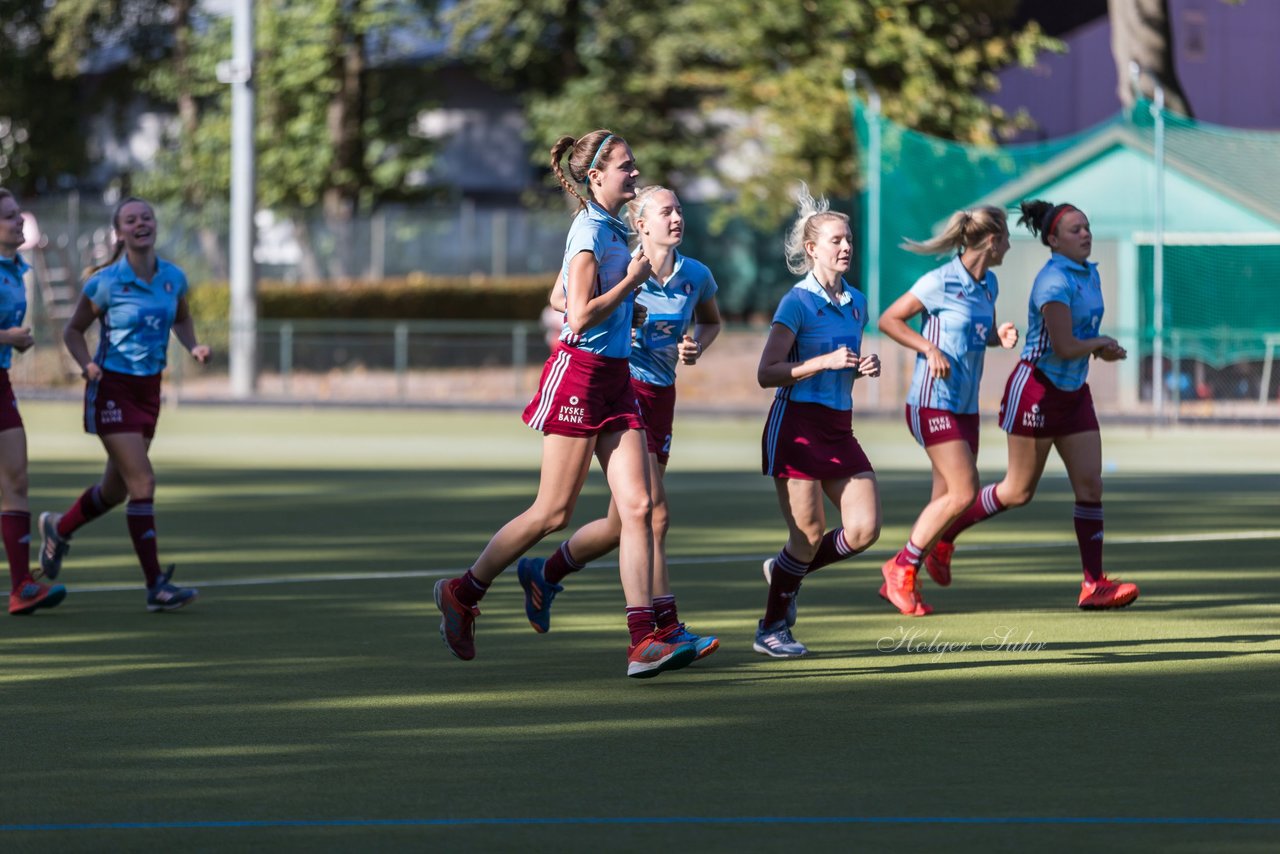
[280,322,293,397]
[395,322,409,400]
[1170,329,1181,423]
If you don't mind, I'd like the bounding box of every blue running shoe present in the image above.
[517,557,563,634]
[659,622,719,661]
[762,558,798,628]
[753,618,808,658]
[147,565,198,612]
[37,512,71,581]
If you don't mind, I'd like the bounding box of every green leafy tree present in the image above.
[448,0,1058,226]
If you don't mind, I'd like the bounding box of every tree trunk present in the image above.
[323,13,365,279]
[1109,0,1193,116]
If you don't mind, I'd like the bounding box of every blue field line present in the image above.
[3,815,1279,832]
[57,528,1280,595]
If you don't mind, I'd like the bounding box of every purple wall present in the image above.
[993,0,1280,138]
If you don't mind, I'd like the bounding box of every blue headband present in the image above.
[581,134,616,184]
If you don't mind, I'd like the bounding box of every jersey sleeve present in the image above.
[83,273,109,311]
[771,290,804,334]
[908,270,946,313]
[697,265,719,304]
[1030,266,1071,311]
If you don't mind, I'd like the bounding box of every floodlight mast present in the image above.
[1130,61,1166,416]
[219,0,258,397]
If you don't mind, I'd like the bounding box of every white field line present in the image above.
[60,529,1280,594]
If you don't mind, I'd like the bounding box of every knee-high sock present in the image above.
[1073,502,1105,582]
[805,528,860,573]
[543,540,585,585]
[3,511,31,591]
[763,547,808,626]
[57,485,114,538]
[125,499,162,588]
[941,483,1007,544]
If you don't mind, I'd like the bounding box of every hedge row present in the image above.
[187,274,556,323]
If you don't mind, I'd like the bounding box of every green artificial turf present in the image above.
[1,403,1277,853]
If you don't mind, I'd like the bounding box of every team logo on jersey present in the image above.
[683,283,692,295]
[557,394,585,424]
[164,282,173,293]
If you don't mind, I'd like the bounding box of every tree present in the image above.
[1108,0,1192,116]
[447,0,1058,226]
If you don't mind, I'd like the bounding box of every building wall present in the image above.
[993,0,1280,139]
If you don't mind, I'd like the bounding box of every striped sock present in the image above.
[125,499,162,588]
[626,606,656,646]
[543,541,585,585]
[1073,502,1105,582]
[806,528,858,573]
[653,594,679,630]
[57,485,113,538]
[2,510,30,592]
[454,569,490,608]
[764,547,808,625]
[895,539,925,569]
[942,483,1007,544]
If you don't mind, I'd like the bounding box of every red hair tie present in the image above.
[1046,205,1076,238]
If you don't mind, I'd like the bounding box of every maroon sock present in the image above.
[2,511,31,592]
[806,528,858,573]
[653,594,678,630]
[57,485,113,538]
[454,569,490,608]
[1073,502,1105,582]
[542,541,585,586]
[626,606,655,646]
[125,499,162,588]
[764,547,807,625]
[941,483,1007,544]
[895,539,925,569]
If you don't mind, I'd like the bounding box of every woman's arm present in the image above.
[563,249,650,336]
[757,323,860,389]
[877,290,950,379]
[678,295,723,365]
[63,295,103,380]
[171,296,211,363]
[1041,302,1119,361]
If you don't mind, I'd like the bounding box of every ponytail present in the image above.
[902,205,1007,256]
[550,130,625,211]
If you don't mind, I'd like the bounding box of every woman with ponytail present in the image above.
[38,197,210,612]
[875,206,1018,615]
[926,199,1139,610]
[433,132,701,678]
[753,185,882,658]
[515,185,722,660]
[0,189,65,615]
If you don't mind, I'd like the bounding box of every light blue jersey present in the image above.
[84,255,189,377]
[0,254,29,371]
[771,273,869,412]
[905,256,999,414]
[559,202,635,358]
[1020,253,1104,392]
[629,253,718,387]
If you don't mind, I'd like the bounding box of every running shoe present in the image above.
[434,578,479,660]
[752,618,808,658]
[658,622,719,661]
[37,512,71,581]
[517,557,563,634]
[924,541,954,587]
[147,566,198,612]
[879,556,923,616]
[626,632,697,678]
[762,558,799,628]
[1078,576,1140,610]
[9,580,67,615]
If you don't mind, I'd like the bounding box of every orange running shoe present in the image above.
[1078,576,1140,610]
[626,632,697,678]
[9,580,67,615]
[924,541,954,587]
[434,578,479,660]
[879,557,922,616]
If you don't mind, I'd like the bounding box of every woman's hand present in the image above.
[997,321,1019,349]
[82,362,103,382]
[1,327,34,352]
[820,345,861,372]
[857,353,881,378]
[191,344,211,364]
[677,334,702,365]
[925,346,950,379]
